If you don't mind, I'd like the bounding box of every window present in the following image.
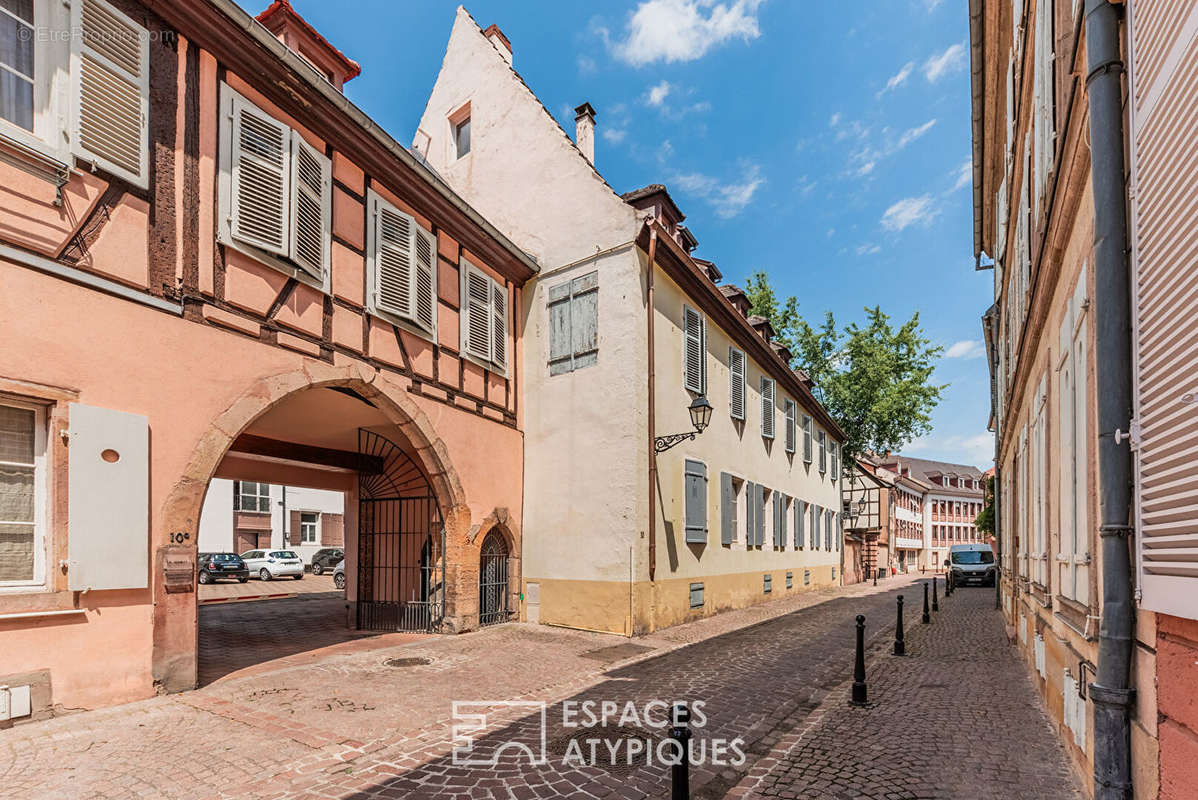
[454,115,471,158]
[763,573,772,593]
[689,582,704,608]
[772,493,788,549]
[802,415,813,463]
[0,400,45,586]
[830,441,839,479]
[1057,269,1088,605]
[366,189,437,336]
[300,512,318,544]
[825,509,834,550]
[817,429,827,473]
[795,500,805,550]
[220,84,332,282]
[760,377,775,439]
[729,347,746,420]
[684,459,708,544]
[2,0,148,183]
[461,259,508,373]
[809,503,819,549]
[548,271,598,375]
[783,398,796,453]
[683,305,706,394]
[1032,0,1055,221]
[234,481,271,513]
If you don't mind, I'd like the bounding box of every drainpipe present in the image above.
[646,228,658,583]
[1084,1,1135,798]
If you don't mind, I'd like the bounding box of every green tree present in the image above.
[743,271,946,460]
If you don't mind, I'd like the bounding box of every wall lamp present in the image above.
[654,395,713,453]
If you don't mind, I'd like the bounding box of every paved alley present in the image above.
[0,576,1081,799]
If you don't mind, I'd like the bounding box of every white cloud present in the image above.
[856,243,882,256]
[876,61,914,99]
[924,41,967,83]
[951,159,972,191]
[612,0,765,66]
[646,80,672,107]
[577,55,598,74]
[829,112,842,127]
[923,0,945,10]
[856,161,876,177]
[905,433,994,466]
[603,128,628,144]
[944,339,986,359]
[881,194,937,231]
[894,119,936,149]
[672,163,764,218]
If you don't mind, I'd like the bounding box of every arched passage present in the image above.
[153,364,469,693]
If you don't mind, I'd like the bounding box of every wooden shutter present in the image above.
[720,472,735,545]
[684,460,708,543]
[67,403,148,591]
[755,484,766,547]
[548,272,598,376]
[289,131,331,280]
[784,398,796,453]
[1131,2,1198,619]
[830,441,839,477]
[777,494,788,548]
[811,505,820,550]
[71,0,149,187]
[729,347,746,420]
[803,416,812,462]
[414,227,437,334]
[683,306,706,394]
[761,377,775,439]
[745,481,756,548]
[548,281,573,375]
[229,94,291,256]
[818,430,827,472]
[491,280,507,371]
[372,197,414,319]
[463,264,493,362]
[796,500,805,549]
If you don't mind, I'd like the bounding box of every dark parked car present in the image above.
[310,548,344,576]
[198,552,249,584]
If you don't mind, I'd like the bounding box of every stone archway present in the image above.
[152,362,468,693]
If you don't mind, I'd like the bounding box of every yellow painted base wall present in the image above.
[524,566,838,636]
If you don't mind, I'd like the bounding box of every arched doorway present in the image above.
[357,428,445,633]
[478,529,511,627]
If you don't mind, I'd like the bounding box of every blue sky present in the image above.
[248,0,992,468]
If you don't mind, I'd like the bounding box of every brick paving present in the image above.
[0,574,1080,799]
[730,584,1083,800]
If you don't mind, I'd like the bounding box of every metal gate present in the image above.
[357,429,445,632]
[478,530,510,627]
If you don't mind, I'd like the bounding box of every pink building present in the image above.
[0,0,535,717]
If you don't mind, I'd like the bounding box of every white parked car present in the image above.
[332,559,346,590]
[240,549,305,581]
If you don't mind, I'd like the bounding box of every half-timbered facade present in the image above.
[0,0,535,715]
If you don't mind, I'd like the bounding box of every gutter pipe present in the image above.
[1083,1,1136,797]
[647,228,659,584]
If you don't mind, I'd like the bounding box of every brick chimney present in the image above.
[483,24,513,64]
[257,0,360,91]
[574,102,596,165]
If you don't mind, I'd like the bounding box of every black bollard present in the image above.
[873,565,877,586]
[922,581,931,624]
[947,570,954,596]
[894,596,906,656]
[670,702,691,800]
[932,576,939,612]
[851,614,868,705]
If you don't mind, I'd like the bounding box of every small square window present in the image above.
[689,582,705,608]
[454,116,471,158]
[786,571,793,589]
[763,573,772,593]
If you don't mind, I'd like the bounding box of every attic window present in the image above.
[449,101,472,160]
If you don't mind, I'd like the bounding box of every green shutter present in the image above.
[720,472,735,545]
[684,459,708,544]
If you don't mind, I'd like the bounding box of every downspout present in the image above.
[646,228,659,584]
[1083,2,1135,798]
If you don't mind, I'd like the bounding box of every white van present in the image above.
[948,543,996,587]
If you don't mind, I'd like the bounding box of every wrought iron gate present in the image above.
[357,429,445,632]
[478,530,511,627]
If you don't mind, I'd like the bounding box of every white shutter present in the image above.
[729,347,746,421]
[289,131,331,280]
[491,280,507,372]
[71,0,149,187]
[371,197,414,320]
[67,404,148,591]
[463,264,493,363]
[760,378,775,439]
[414,226,437,334]
[229,94,291,256]
[1071,301,1089,606]
[683,306,705,394]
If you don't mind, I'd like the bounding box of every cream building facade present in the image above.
[415,8,847,635]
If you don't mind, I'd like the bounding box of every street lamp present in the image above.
[655,395,713,453]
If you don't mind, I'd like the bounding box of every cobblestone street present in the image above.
[0,575,1081,799]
